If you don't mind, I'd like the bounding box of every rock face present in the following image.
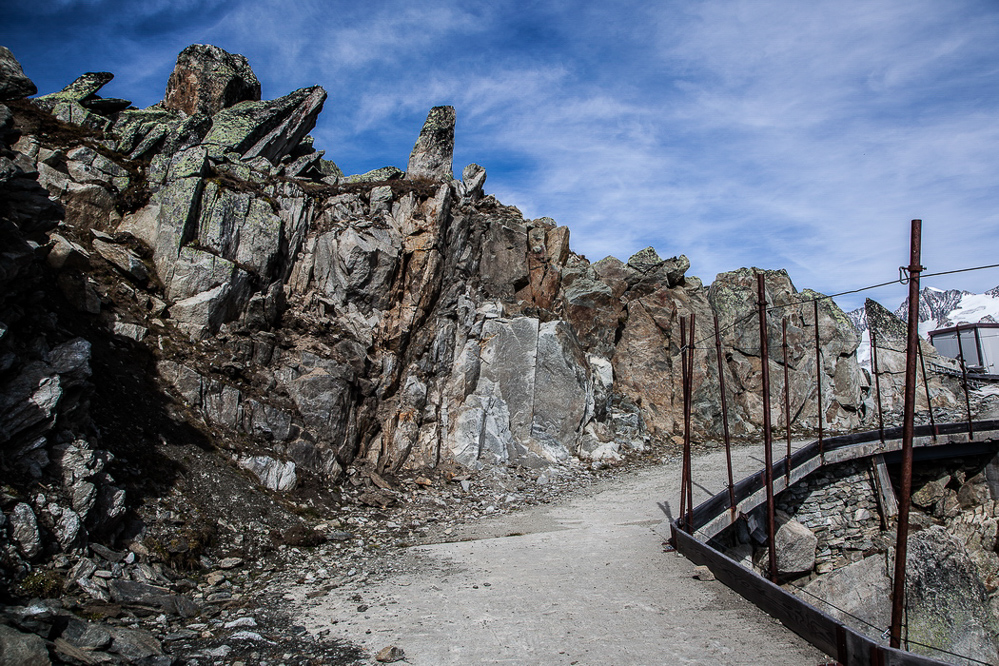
[904,526,999,664]
[4,38,885,490]
[164,44,261,116]
[0,44,918,605]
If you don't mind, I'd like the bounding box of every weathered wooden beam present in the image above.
[871,454,898,527]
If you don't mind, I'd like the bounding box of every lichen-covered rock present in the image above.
[201,85,326,164]
[164,43,261,116]
[346,166,403,183]
[407,105,455,181]
[0,46,37,101]
[34,72,114,110]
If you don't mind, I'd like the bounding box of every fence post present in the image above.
[679,317,689,532]
[756,273,778,583]
[814,299,823,458]
[890,219,923,649]
[714,314,736,513]
[782,318,792,485]
[916,338,937,439]
[871,327,885,442]
[685,315,696,530]
[956,323,975,440]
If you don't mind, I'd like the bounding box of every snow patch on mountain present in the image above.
[849,284,999,369]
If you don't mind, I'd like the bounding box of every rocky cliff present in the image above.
[0,44,877,602]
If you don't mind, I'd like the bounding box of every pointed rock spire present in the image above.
[407,105,455,182]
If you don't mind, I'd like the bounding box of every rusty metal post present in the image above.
[916,337,937,439]
[813,299,823,457]
[714,314,736,513]
[679,317,689,532]
[685,315,696,530]
[956,324,975,440]
[889,219,923,649]
[757,273,778,583]
[782,318,792,485]
[871,327,885,442]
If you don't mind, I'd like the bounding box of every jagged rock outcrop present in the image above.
[164,43,261,117]
[0,46,37,101]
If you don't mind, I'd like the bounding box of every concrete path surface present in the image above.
[290,444,829,665]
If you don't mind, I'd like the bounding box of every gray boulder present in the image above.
[773,516,817,575]
[164,44,260,116]
[0,46,37,101]
[460,163,486,200]
[407,106,455,181]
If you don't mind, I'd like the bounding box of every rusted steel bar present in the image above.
[685,314,696,531]
[871,327,885,442]
[890,219,923,650]
[714,314,736,512]
[679,317,689,532]
[756,273,778,584]
[814,299,824,457]
[916,337,937,439]
[955,323,975,440]
[782,318,792,485]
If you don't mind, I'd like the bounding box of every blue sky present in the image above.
[5,0,999,312]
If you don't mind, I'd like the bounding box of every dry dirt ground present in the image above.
[280,444,830,665]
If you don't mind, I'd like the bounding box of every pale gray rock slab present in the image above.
[801,553,890,631]
[238,455,297,491]
[91,238,149,283]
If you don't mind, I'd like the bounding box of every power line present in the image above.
[678,260,999,354]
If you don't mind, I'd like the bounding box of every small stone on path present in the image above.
[376,645,406,662]
[693,565,715,581]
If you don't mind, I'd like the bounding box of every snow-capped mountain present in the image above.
[849,284,999,369]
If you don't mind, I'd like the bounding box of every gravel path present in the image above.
[287,444,829,665]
